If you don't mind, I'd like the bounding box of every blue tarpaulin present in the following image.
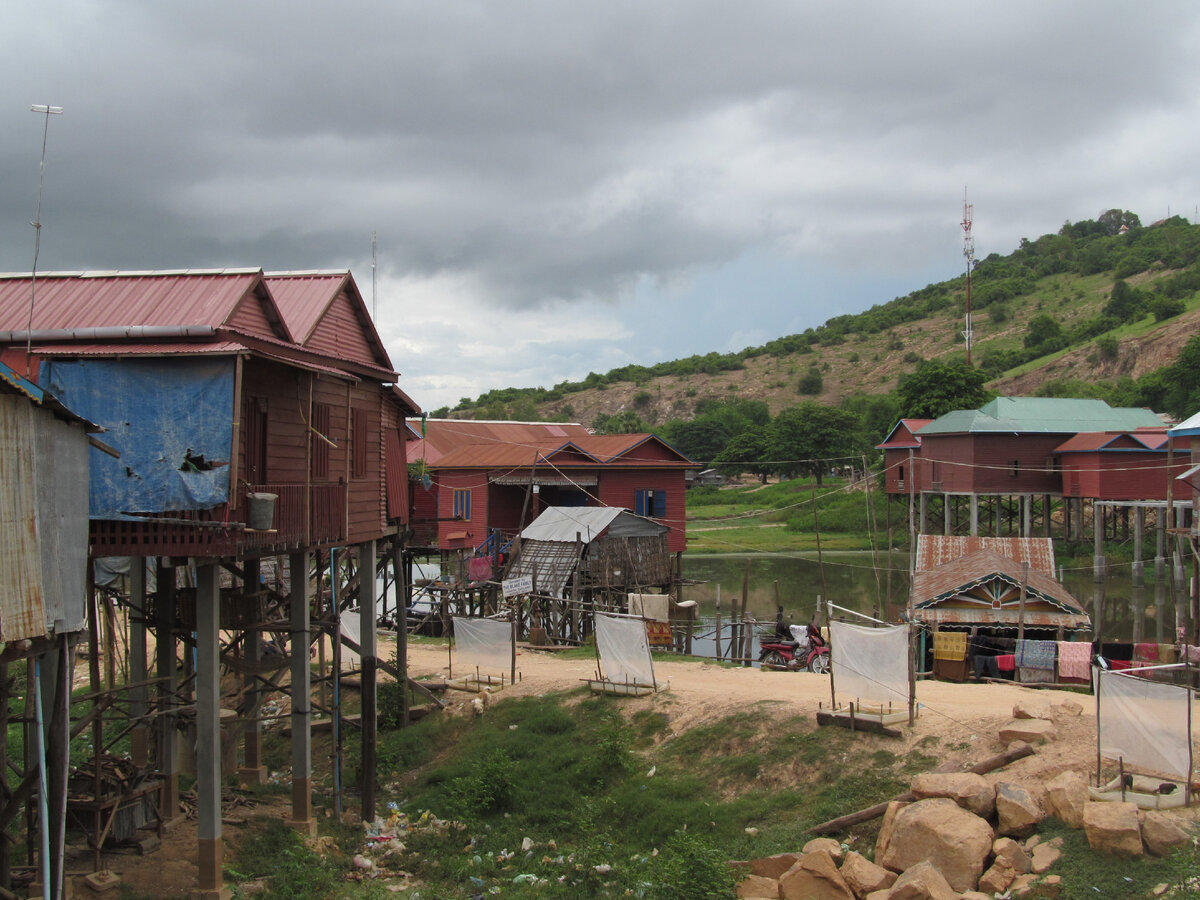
[42,358,234,519]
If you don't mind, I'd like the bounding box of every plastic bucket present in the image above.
[246,492,277,530]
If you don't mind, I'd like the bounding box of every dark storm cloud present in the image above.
[3,2,1199,405]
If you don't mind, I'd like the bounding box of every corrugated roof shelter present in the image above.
[507,506,670,598]
[910,535,1089,631]
[0,361,91,640]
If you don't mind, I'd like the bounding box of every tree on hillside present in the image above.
[1024,314,1067,356]
[713,431,772,483]
[1103,280,1145,322]
[592,411,648,434]
[768,403,861,486]
[897,360,993,419]
[1098,208,1141,236]
[1134,333,1200,420]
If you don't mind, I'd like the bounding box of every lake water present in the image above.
[679,552,1187,646]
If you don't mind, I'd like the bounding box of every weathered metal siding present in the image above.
[0,396,47,639]
[595,469,688,553]
[34,411,89,632]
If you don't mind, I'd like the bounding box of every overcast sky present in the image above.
[3,2,1198,412]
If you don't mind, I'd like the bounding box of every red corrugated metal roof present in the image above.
[264,271,394,373]
[915,535,1056,577]
[0,270,287,337]
[1055,429,1170,453]
[427,433,694,470]
[410,419,592,465]
[29,340,247,356]
[875,418,933,450]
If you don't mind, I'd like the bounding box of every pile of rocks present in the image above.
[731,765,1192,899]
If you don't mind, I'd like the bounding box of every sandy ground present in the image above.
[76,636,1200,896]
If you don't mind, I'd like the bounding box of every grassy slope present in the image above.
[451,252,1200,429]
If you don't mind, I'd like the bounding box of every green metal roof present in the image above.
[918,397,1163,436]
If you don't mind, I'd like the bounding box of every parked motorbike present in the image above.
[758,622,831,674]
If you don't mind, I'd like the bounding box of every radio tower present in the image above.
[961,188,975,366]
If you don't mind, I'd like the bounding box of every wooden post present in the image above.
[155,560,181,828]
[195,561,228,898]
[288,551,316,834]
[395,539,410,727]
[359,540,378,823]
[714,585,722,661]
[908,625,916,727]
[740,558,750,665]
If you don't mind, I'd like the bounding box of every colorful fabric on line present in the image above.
[1057,642,1091,680]
[1016,639,1056,670]
[996,654,1015,672]
[1158,644,1177,664]
[1019,667,1054,684]
[1133,642,1159,663]
[1110,659,1133,671]
[468,556,493,583]
[1185,644,1200,665]
[933,631,967,661]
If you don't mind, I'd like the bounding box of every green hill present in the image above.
[437,211,1200,430]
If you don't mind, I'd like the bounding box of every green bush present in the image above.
[647,830,737,900]
[444,749,516,820]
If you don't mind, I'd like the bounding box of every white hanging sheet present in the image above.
[453,616,513,676]
[595,612,655,687]
[829,620,910,707]
[1098,668,1192,781]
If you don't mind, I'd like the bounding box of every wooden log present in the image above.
[805,742,1036,835]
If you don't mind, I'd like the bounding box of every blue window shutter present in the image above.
[635,489,647,516]
[653,492,666,518]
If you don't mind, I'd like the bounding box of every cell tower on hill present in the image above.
[961,188,975,366]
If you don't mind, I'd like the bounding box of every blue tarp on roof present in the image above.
[42,358,234,518]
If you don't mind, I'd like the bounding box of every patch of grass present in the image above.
[1036,817,1196,900]
[226,817,340,899]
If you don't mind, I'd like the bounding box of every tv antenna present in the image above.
[26,104,64,378]
[961,188,974,366]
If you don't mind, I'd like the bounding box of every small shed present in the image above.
[506,506,671,599]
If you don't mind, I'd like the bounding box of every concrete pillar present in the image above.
[359,540,378,822]
[129,559,149,768]
[1132,508,1145,587]
[239,558,266,785]
[1023,495,1032,538]
[969,494,979,537]
[288,551,316,835]
[942,493,950,536]
[1093,504,1105,583]
[156,559,182,828]
[918,492,927,536]
[1155,504,1167,582]
[192,561,230,900]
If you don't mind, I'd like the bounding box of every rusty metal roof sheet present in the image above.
[409,419,592,465]
[915,535,1056,577]
[428,434,694,470]
[911,548,1089,629]
[264,271,394,373]
[0,269,284,337]
[875,418,933,450]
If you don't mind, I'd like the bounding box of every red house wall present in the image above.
[596,469,688,552]
[1061,451,1187,501]
[436,472,490,550]
[918,434,1063,494]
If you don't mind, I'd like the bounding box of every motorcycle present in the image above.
[758,622,831,674]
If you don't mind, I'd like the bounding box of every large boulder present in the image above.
[839,851,896,897]
[737,873,780,899]
[750,853,803,880]
[995,782,1044,838]
[802,838,845,864]
[910,772,995,817]
[1083,801,1143,857]
[879,798,993,892]
[992,836,1031,874]
[779,850,855,900]
[874,800,908,862]
[999,719,1057,745]
[886,861,959,900]
[1140,810,1190,858]
[1043,770,1088,828]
